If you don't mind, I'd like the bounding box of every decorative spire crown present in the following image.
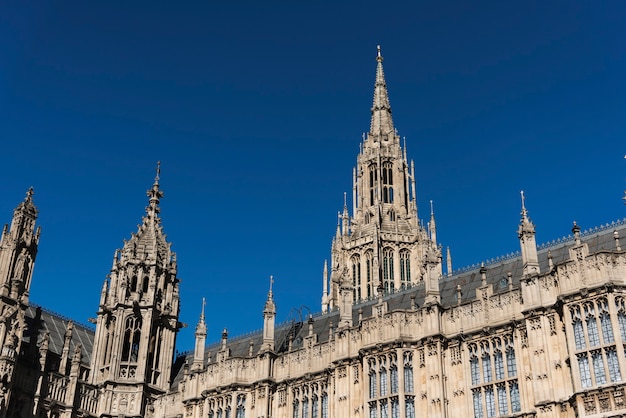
[146,161,164,219]
[369,45,395,139]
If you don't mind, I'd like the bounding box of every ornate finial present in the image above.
[201,297,206,319]
[376,45,383,62]
[269,275,274,294]
[26,187,34,200]
[147,163,164,218]
[430,200,434,216]
[155,161,161,185]
[343,192,347,209]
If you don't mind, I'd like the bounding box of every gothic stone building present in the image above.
[1,49,625,418]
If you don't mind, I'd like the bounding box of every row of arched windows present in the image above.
[368,162,395,206]
[570,297,624,390]
[350,250,411,301]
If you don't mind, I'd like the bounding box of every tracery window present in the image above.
[391,398,399,418]
[236,394,245,418]
[293,399,300,418]
[405,397,415,418]
[312,395,318,418]
[469,335,520,418]
[369,164,378,206]
[382,248,394,295]
[399,250,410,286]
[368,352,407,417]
[366,251,373,299]
[121,315,141,362]
[379,358,388,397]
[321,393,328,418]
[403,352,414,393]
[352,255,362,302]
[382,161,393,203]
[570,298,622,390]
[390,364,399,394]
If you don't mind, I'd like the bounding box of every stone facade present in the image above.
[0,49,625,418]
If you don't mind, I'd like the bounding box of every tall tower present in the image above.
[323,47,442,311]
[90,164,181,417]
[0,189,40,417]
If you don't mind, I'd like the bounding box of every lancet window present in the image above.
[366,251,373,299]
[570,298,622,390]
[121,315,142,363]
[383,248,394,294]
[369,164,378,206]
[382,161,393,203]
[352,255,362,302]
[469,335,520,418]
[292,382,327,418]
[368,352,408,418]
[399,250,410,286]
[236,394,245,418]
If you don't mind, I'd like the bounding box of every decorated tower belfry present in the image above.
[322,47,443,312]
[0,188,40,417]
[90,163,182,417]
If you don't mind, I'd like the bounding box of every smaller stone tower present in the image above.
[90,164,181,417]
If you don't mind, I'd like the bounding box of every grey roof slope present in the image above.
[24,304,95,365]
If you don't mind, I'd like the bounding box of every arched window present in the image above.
[366,251,373,299]
[236,395,245,418]
[103,317,116,365]
[382,162,393,203]
[293,399,300,418]
[403,352,414,393]
[389,209,395,222]
[383,248,394,294]
[369,164,378,206]
[351,255,361,302]
[400,250,410,286]
[142,276,149,293]
[130,276,138,293]
[122,316,141,362]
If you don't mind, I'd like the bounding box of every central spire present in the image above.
[369,45,395,140]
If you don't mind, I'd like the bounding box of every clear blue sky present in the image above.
[1,1,624,352]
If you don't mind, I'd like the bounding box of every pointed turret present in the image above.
[261,276,276,352]
[192,298,207,371]
[321,260,329,313]
[428,200,437,246]
[0,188,40,301]
[517,191,539,277]
[369,46,395,141]
[90,163,181,417]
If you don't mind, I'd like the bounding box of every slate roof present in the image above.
[24,304,95,365]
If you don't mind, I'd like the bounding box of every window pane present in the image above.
[600,313,615,344]
[587,317,600,347]
[473,390,483,418]
[592,351,606,385]
[607,347,622,382]
[497,385,508,416]
[494,352,504,380]
[485,387,495,418]
[471,357,480,385]
[579,355,592,388]
[510,382,521,413]
[574,319,586,350]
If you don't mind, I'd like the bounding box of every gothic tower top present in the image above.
[369,45,396,142]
